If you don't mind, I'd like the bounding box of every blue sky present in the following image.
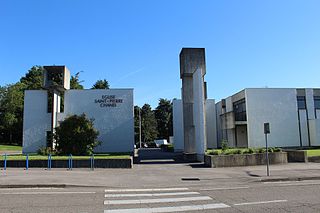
[1,0,319,108]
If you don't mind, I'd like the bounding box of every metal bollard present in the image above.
[47,154,52,170]
[90,154,94,171]
[4,153,7,170]
[68,154,73,170]
[26,154,29,170]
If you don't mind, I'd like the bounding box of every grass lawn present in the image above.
[306,149,320,157]
[0,145,22,152]
[1,153,131,161]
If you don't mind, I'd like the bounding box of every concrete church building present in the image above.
[23,66,134,153]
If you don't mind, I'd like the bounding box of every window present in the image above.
[314,96,320,109]
[297,96,306,109]
[233,99,246,121]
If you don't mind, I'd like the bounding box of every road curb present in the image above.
[257,176,320,182]
[0,184,103,189]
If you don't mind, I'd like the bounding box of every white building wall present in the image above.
[23,91,51,153]
[245,88,300,147]
[206,99,217,148]
[306,89,316,119]
[63,89,134,153]
[309,119,320,146]
[23,89,134,153]
[172,99,184,152]
[215,102,222,148]
[298,110,309,146]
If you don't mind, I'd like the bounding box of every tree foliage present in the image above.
[91,79,110,89]
[70,72,84,89]
[154,98,173,140]
[141,104,158,143]
[20,66,44,90]
[134,106,141,145]
[54,114,100,155]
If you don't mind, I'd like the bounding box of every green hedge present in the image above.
[206,147,282,156]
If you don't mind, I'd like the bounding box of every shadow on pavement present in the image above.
[135,148,185,165]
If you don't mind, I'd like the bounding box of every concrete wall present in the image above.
[173,98,216,151]
[309,119,320,146]
[192,68,206,159]
[172,99,184,152]
[23,91,51,153]
[23,89,134,153]
[245,88,301,147]
[298,110,309,146]
[215,101,222,148]
[206,99,217,149]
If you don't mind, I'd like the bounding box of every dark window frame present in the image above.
[314,96,320,109]
[233,99,247,121]
[297,96,306,109]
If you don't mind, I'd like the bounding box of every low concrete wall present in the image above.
[0,158,132,169]
[205,152,288,168]
[286,150,308,162]
[308,156,320,163]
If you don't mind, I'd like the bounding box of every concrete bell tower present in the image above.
[43,66,70,148]
[179,48,207,161]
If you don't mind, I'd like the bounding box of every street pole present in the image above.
[139,107,142,149]
[265,133,270,176]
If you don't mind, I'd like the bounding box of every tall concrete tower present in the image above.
[179,48,207,161]
[43,66,70,149]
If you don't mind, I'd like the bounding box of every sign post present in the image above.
[264,123,270,176]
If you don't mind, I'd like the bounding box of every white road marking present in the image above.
[104,196,212,205]
[105,188,189,193]
[199,186,249,191]
[104,203,230,213]
[234,200,288,206]
[0,191,96,195]
[105,191,199,198]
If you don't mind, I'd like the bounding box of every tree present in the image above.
[154,98,173,141]
[134,106,141,145]
[91,79,110,89]
[54,113,100,155]
[0,83,26,144]
[141,104,158,143]
[20,66,44,90]
[70,72,84,89]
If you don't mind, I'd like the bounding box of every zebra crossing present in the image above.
[103,187,230,213]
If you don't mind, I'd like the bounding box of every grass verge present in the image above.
[1,153,131,161]
[0,145,22,152]
[306,149,320,157]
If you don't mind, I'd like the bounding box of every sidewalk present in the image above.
[0,162,319,188]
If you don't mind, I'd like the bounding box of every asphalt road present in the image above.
[1,179,320,213]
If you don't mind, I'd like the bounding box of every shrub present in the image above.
[221,140,229,152]
[54,113,100,155]
[37,147,55,155]
[273,147,282,152]
[207,150,220,155]
[242,148,255,154]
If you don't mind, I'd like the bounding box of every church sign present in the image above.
[94,95,123,107]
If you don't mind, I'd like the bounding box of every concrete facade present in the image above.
[173,99,217,152]
[179,48,207,160]
[216,88,320,148]
[174,87,320,151]
[23,89,134,153]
